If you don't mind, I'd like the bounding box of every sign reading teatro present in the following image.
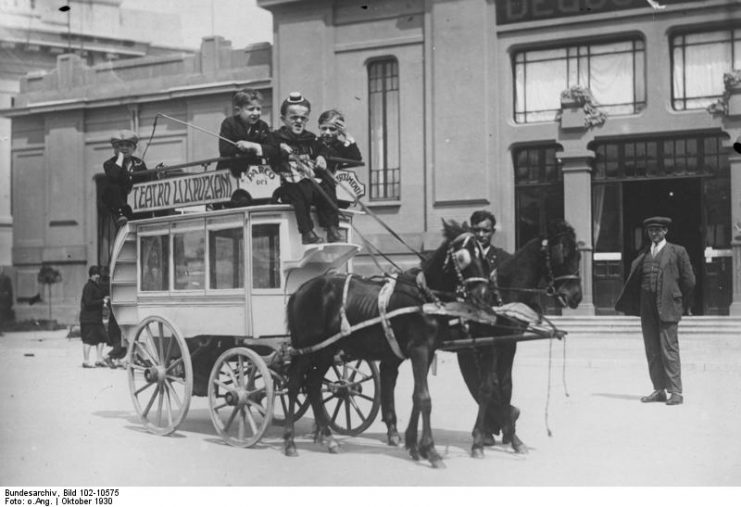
[496,0,703,25]
[129,167,367,213]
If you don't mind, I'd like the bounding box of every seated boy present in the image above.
[316,109,363,206]
[102,130,149,226]
[216,88,272,178]
[267,92,341,244]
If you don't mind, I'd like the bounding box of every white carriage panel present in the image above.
[111,284,136,304]
[250,294,288,337]
[114,262,137,284]
[135,299,248,337]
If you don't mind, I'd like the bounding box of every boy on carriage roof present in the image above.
[216,88,272,178]
[101,130,149,226]
[266,92,343,244]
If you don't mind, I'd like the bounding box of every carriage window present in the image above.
[252,224,280,289]
[173,230,205,290]
[140,235,169,291]
[209,228,244,289]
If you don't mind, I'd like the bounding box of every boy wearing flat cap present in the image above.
[102,130,149,226]
[615,216,695,406]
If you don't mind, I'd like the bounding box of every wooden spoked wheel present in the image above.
[207,347,274,448]
[268,369,310,425]
[321,358,381,436]
[127,316,192,436]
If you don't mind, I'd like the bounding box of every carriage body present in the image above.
[108,167,381,446]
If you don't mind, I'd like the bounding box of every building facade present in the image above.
[259,0,741,316]
[0,0,192,267]
[4,36,272,322]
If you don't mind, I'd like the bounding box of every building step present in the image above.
[549,316,741,336]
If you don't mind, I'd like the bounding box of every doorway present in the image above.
[622,178,703,315]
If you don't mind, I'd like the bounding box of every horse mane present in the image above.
[421,219,468,272]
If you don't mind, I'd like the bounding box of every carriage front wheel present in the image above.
[207,347,274,447]
[127,316,193,436]
[321,358,381,436]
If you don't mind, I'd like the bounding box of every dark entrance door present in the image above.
[622,178,703,315]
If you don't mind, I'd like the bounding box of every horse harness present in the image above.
[291,233,492,359]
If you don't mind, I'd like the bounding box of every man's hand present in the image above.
[236,140,259,152]
[280,143,293,154]
[315,156,327,170]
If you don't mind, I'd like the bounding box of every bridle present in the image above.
[541,234,581,306]
[444,231,490,300]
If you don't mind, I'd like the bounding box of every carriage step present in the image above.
[550,316,741,336]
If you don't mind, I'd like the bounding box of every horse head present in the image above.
[542,220,582,309]
[423,219,492,308]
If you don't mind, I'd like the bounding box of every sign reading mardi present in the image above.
[129,166,366,213]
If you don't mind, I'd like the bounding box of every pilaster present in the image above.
[557,149,595,315]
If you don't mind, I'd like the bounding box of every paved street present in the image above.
[1,325,740,488]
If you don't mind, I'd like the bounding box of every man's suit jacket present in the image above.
[614,242,696,322]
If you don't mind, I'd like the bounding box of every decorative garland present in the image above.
[557,85,607,128]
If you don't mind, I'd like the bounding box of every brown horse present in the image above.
[380,219,583,457]
[284,220,492,468]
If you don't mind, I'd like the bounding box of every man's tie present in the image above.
[651,244,657,258]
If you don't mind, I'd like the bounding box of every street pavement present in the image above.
[1,325,740,490]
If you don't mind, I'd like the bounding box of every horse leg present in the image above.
[284,357,310,457]
[407,345,444,469]
[307,361,341,454]
[380,359,402,446]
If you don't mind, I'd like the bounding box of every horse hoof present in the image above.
[408,448,420,461]
[387,433,402,447]
[430,458,446,469]
[328,442,340,454]
[285,445,299,458]
[510,435,529,454]
[471,447,485,459]
[483,434,497,447]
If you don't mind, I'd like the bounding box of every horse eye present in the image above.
[454,249,472,269]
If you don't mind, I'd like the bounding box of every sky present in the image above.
[122,0,273,49]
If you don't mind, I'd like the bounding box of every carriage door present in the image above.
[249,219,288,337]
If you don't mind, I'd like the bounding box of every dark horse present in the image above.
[380,219,583,457]
[284,220,492,468]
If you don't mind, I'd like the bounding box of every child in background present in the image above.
[102,130,148,226]
[267,92,341,244]
[317,109,362,171]
[216,88,272,178]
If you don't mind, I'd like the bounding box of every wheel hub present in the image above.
[144,365,167,383]
[224,389,248,406]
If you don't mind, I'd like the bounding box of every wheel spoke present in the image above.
[164,333,175,364]
[243,406,258,435]
[165,375,185,385]
[163,379,183,409]
[348,395,365,421]
[344,397,352,431]
[238,408,246,440]
[134,341,158,366]
[223,406,239,432]
[134,380,156,397]
[157,322,165,360]
[214,379,233,392]
[164,383,174,427]
[156,382,164,427]
[213,401,228,411]
[141,383,160,418]
[165,356,183,374]
[245,398,267,417]
[143,325,160,363]
[329,397,343,424]
[355,392,375,403]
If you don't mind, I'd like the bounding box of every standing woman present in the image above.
[80,265,109,368]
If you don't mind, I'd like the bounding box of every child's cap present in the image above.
[110,130,139,146]
[281,92,311,115]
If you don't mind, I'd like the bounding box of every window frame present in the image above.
[513,37,646,124]
[367,56,401,201]
[671,27,741,111]
[206,215,246,294]
[249,219,285,293]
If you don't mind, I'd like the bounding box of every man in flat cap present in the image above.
[101,130,149,226]
[615,216,695,405]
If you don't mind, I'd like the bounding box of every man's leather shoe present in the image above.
[666,393,684,405]
[326,226,342,243]
[640,390,667,403]
[302,230,324,244]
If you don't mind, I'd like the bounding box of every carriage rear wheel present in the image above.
[321,358,381,436]
[207,347,274,448]
[127,316,192,436]
[267,369,311,425]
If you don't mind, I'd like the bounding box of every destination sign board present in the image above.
[129,166,367,213]
[496,0,703,25]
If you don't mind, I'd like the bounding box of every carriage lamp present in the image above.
[734,136,741,154]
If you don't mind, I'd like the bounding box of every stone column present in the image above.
[728,151,741,316]
[557,149,595,315]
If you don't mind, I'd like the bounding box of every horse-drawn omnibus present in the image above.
[107,159,380,448]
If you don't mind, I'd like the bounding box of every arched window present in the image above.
[368,58,400,200]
